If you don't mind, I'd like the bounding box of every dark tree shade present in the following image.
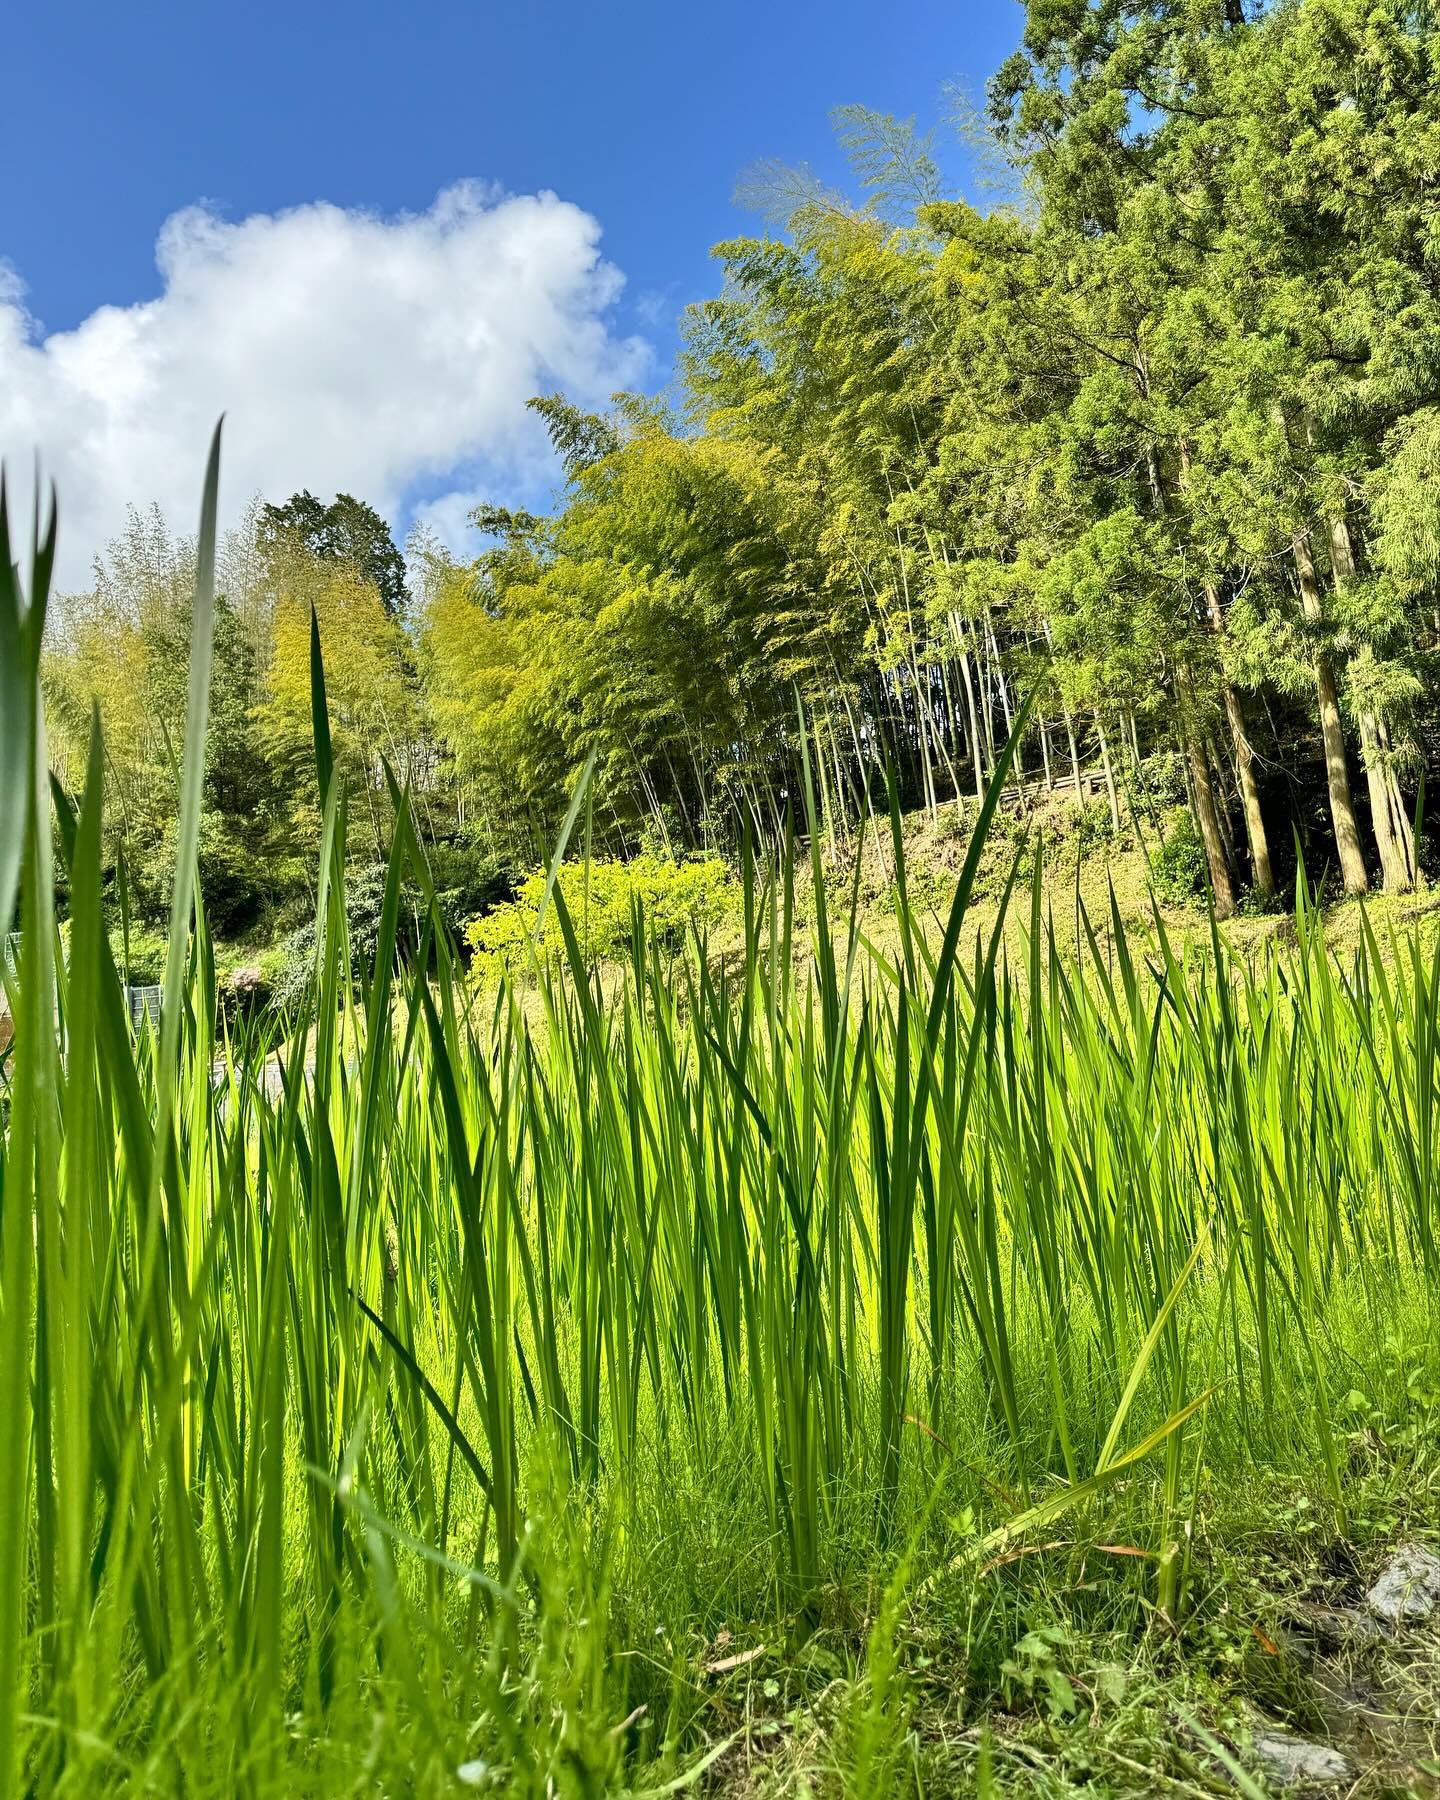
[260,489,409,615]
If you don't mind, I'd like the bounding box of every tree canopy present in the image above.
[259,490,409,616]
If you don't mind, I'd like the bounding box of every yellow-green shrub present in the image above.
[464,852,736,978]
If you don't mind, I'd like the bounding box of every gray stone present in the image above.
[1291,1601,1385,1649]
[1251,1729,1354,1789]
[1364,1543,1440,1627]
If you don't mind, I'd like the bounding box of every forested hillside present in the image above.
[44,0,1440,947]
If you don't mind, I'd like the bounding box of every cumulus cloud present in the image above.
[410,488,495,559]
[0,182,649,586]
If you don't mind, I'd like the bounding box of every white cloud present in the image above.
[0,182,650,587]
[410,488,493,559]
[633,285,679,327]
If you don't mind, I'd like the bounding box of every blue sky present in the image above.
[1,0,1023,579]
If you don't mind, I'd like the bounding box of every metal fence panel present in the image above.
[126,985,162,1031]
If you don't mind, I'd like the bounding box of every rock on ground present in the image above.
[1364,1543,1440,1628]
[1251,1728,1355,1789]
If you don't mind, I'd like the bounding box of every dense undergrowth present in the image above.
[5,459,1440,1797]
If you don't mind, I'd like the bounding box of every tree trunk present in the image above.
[1187,729,1236,918]
[952,620,986,804]
[1358,712,1417,892]
[1294,531,1369,894]
[1377,715,1418,881]
[1219,679,1275,897]
[1126,711,1162,838]
[986,609,1021,775]
[1199,579,1275,896]
[1209,733,1242,881]
[909,662,938,822]
[1096,716,1121,834]
[1328,516,1415,892]
[1176,433,1276,898]
[1177,667,1236,917]
[1040,618,1084,805]
[830,719,851,850]
[1063,708,1082,802]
